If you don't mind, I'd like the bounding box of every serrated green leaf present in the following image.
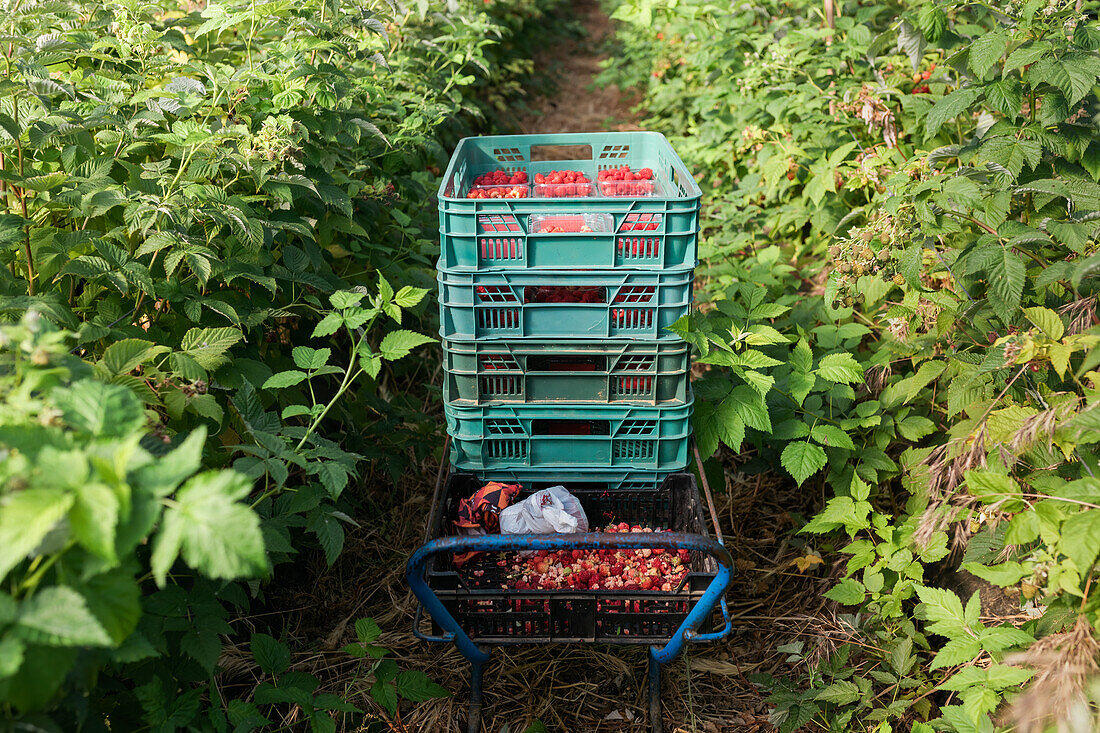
[101,338,158,375]
[292,346,331,370]
[1023,306,1064,340]
[151,471,266,586]
[252,633,291,675]
[70,481,118,563]
[823,578,865,606]
[263,370,308,389]
[53,380,144,438]
[394,286,429,308]
[987,248,1026,323]
[816,352,865,384]
[0,489,74,580]
[781,441,827,485]
[14,587,112,647]
[394,670,449,702]
[970,30,1008,78]
[815,680,861,705]
[379,330,434,361]
[925,87,984,139]
[1060,509,1100,572]
[312,312,344,338]
[810,424,855,450]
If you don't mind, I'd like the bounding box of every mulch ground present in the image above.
[237,3,842,730]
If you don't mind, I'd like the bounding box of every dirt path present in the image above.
[517,0,640,134]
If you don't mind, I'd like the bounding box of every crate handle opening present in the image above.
[528,355,606,372]
[523,286,606,304]
[530,144,593,161]
[531,419,611,436]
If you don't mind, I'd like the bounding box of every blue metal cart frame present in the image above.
[406,442,733,733]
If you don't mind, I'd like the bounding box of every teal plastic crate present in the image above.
[439,210,698,271]
[443,339,689,406]
[444,395,694,471]
[438,132,702,240]
[438,265,693,341]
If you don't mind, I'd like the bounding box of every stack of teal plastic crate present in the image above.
[437,132,701,484]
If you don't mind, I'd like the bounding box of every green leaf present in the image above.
[987,248,1026,323]
[0,489,74,580]
[70,482,119,563]
[14,587,112,647]
[708,398,743,452]
[815,680,861,705]
[925,87,984,139]
[379,330,435,361]
[312,312,344,338]
[101,338,159,375]
[53,381,144,438]
[131,427,207,497]
[781,441,828,486]
[371,679,398,715]
[80,570,141,645]
[898,415,936,441]
[355,618,382,645]
[810,424,855,450]
[394,285,429,308]
[823,578,865,606]
[330,291,366,310]
[965,469,1020,503]
[915,585,970,637]
[0,637,24,679]
[917,3,947,40]
[791,339,813,373]
[815,353,865,384]
[969,30,1008,78]
[1023,306,1064,340]
[744,324,789,345]
[394,670,449,702]
[980,134,1038,176]
[931,637,983,669]
[252,633,291,675]
[730,386,771,432]
[962,561,1031,586]
[314,462,350,499]
[1005,41,1052,71]
[180,327,243,370]
[263,371,308,389]
[151,471,267,586]
[890,637,916,676]
[307,510,345,565]
[292,347,331,371]
[1059,509,1100,572]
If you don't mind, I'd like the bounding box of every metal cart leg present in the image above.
[469,659,484,733]
[648,651,663,733]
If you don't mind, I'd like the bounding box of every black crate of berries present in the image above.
[424,472,718,644]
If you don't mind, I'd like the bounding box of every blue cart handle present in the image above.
[407,531,734,666]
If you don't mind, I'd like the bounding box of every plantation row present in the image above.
[604,0,1100,728]
[0,0,561,727]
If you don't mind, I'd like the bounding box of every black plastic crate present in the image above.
[424,471,717,644]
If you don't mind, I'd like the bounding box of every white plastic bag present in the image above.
[499,486,589,534]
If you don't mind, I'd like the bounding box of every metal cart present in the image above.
[407,442,732,733]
